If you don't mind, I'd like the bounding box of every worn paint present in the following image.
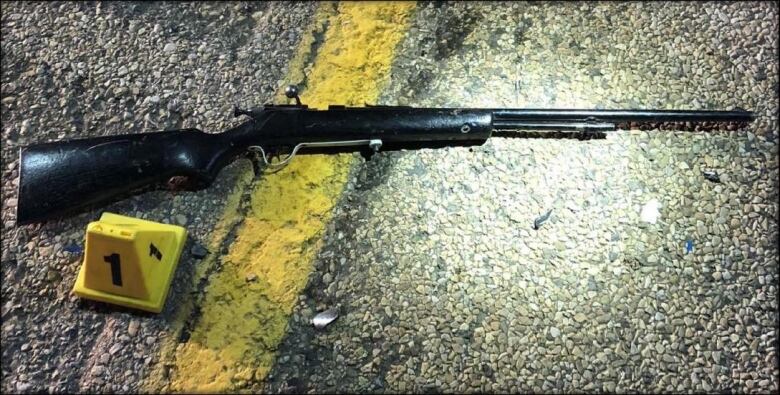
[160,2,416,392]
[142,167,254,392]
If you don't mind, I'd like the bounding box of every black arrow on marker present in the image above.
[149,243,163,261]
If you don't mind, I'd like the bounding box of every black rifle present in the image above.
[16,86,754,224]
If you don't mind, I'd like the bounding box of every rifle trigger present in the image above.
[233,106,252,119]
[248,139,384,173]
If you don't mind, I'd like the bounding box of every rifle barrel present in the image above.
[491,108,754,131]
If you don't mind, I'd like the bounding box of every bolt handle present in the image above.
[285,85,302,106]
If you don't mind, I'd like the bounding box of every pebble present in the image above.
[190,244,209,259]
[128,321,139,337]
[174,214,188,225]
[108,344,122,355]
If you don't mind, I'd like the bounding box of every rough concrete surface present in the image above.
[2,1,779,394]
[2,2,316,392]
[265,1,779,394]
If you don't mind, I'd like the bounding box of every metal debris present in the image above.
[532,209,553,230]
[702,170,721,183]
[311,308,339,329]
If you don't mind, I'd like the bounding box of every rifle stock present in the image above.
[17,129,241,224]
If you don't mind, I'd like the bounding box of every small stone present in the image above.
[549,327,560,338]
[113,86,128,96]
[167,99,180,112]
[573,313,587,323]
[697,224,708,235]
[718,206,730,219]
[190,244,208,259]
[174,214,187,225]
[109,343,122,355]
[246,273,258,282]
[99,353,110,364]
[691,372,700,385]
[128,321,139,337]
[710,235,721,246]
[91,365,105,376]
[163,43,177,53]
[46,269,61,282]
[640,199,661,224]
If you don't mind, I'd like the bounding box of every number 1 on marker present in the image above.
[104,253,122,286]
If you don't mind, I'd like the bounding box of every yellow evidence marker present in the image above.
[73,212,187,313]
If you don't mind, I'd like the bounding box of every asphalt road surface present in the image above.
[2,2,777,393]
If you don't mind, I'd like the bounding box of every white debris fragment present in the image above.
[311,308,339,329]
[640,199,662,224]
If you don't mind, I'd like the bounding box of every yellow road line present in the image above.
[153,2,416,392]
[142,168,253,392]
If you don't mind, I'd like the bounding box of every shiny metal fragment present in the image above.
[311,308,339,329]
[702,170,721,183]
[533,209,553,230]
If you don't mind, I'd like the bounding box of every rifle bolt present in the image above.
[285,84,299,99]
[285,84,302,105]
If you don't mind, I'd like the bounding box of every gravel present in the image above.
[2,2,777,393]
[1,2,315,393]
[265,2,778,394]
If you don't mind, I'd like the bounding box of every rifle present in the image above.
[16,85,754,224]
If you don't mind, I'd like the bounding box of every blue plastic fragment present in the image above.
[685,240,694,254]
[63,244,83,254]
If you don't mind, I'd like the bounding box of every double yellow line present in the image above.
[145,2,416,392]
